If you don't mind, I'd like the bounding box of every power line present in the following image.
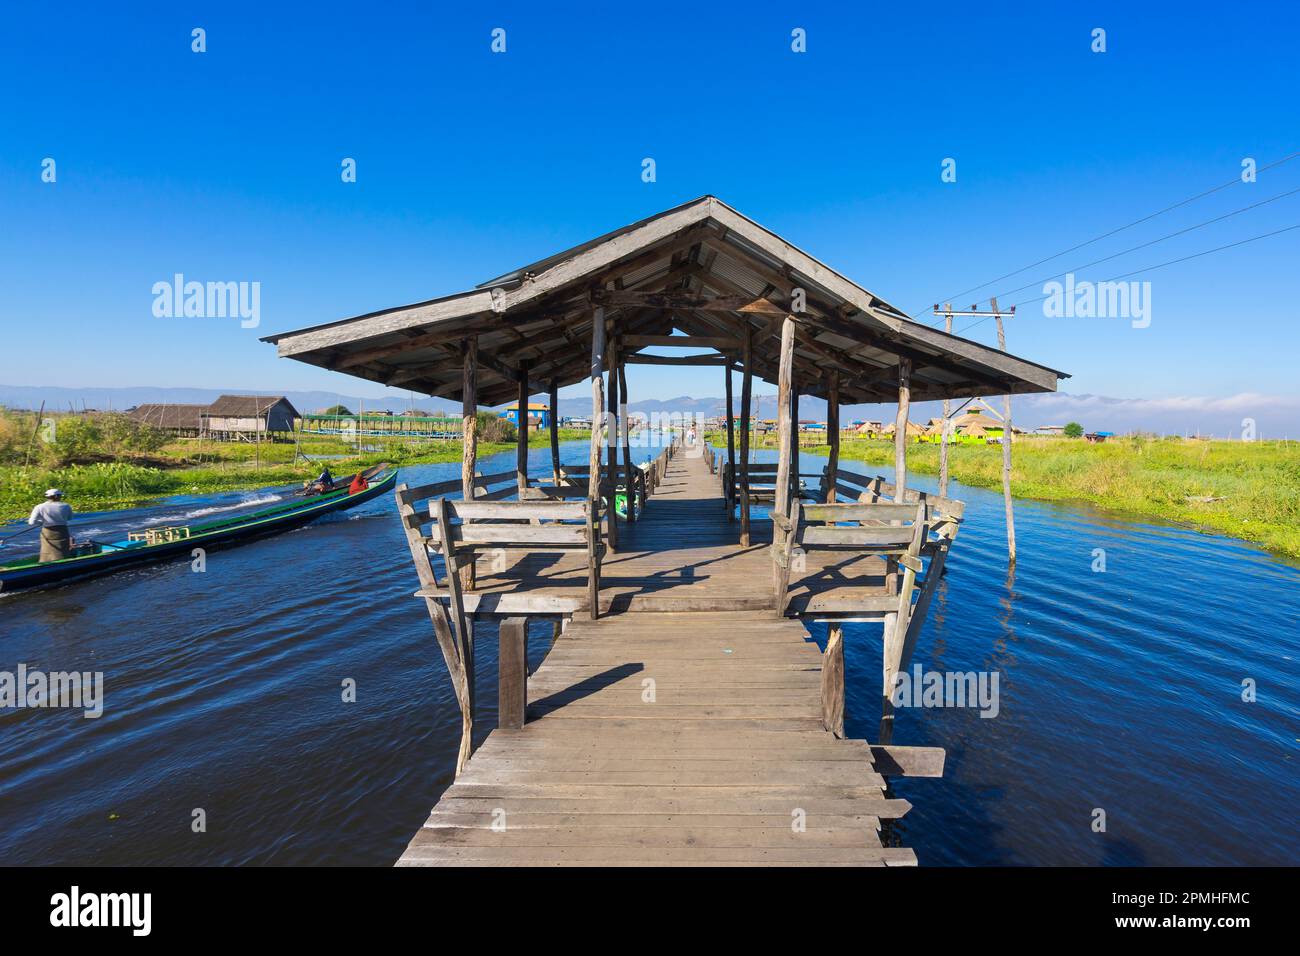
[984,183,1300,302]
[954,221,1300,335]
[913,149,1300,322]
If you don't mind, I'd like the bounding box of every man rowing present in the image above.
[27,488,73,563]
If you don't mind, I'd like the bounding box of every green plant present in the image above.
[1063,422,1084,438]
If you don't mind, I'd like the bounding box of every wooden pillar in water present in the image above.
[589,306,611,551]
[516,363,530,498]
[724,363,736,520]
[739,327,753,546]
[894,358,911,498]
[461,337,478,591]
[825,372,839,503]
[548,379,560,485]
[618,362,634,522]
[821,624,845,738]
[773,316,796,519]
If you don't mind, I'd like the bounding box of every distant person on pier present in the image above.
[27,489,73,563]
[348,471,369,494]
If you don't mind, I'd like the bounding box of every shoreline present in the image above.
[711,434,1300,561]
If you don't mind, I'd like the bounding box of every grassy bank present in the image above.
[0,420,594,523]
[712,434,1300,559]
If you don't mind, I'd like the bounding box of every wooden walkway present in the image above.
[430,449,896,616]
[397,449,923,867]
[398,611,914,866]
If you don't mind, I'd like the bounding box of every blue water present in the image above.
[1,441,1296,865]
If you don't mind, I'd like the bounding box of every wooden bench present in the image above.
[771,500,927,618]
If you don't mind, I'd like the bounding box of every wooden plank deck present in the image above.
[398,611,914,866]
[417,450,896,616]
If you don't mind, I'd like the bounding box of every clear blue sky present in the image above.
[2,1,1297,409]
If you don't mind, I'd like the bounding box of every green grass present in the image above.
[708,433,1300,559]
[0,440,514,522]
[0,422,597,523]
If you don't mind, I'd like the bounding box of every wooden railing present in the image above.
[770,464,966,742]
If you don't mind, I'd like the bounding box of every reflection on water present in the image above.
[1,442,1297,865]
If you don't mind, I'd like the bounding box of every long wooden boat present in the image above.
[0,466,397,593]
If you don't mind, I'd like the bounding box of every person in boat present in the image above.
[28,488,73,563]
[309,467,335,495]
[348,471,369,494]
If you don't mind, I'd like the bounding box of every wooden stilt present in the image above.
[825,372,839,503]
[773,316,796,519]
[822,623,845,738]
[773,316,796,595]
[893,358,912,498]
[498,617,528,730]
[461,337,478,591]
[790,385,800,505]
[548,379,560,485]
[739,328,753,546]
[607,336,621,548]
[589,306,608,559]
[724,364,735,519]
[619,361,634,522]
[516,364,529,498]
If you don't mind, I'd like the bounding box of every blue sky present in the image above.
[1,1,1297,415]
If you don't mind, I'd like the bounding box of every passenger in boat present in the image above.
[27,488,73,563]
[348,472,369,494]
[309,467,334,494]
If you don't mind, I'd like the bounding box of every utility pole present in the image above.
[933,301,1017,564]
[937,303,953,496]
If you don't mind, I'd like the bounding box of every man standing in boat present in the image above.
[27,488,73,563]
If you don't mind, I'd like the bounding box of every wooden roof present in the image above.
[263,197,1068,406]
[128,403,208,429]
[205,395,300,418]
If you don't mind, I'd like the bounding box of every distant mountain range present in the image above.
[3,384,1296,438]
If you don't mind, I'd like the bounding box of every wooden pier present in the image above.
[264,196,1065,865]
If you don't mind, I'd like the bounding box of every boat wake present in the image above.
[149,494,285,524]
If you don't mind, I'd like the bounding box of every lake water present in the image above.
[1,441,1296,865]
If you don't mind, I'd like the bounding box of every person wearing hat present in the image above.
[27,489,74,563]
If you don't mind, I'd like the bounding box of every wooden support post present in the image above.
[516,364,529,498]
[498,617,528,730]
[619,361,634,522]
[825,372,839,503]
[879,611,899,745]
[773,316,796,519]
[548,379,560,485]
[991,297,1016,565]
[589,305,609,552]
[790,385,800,504]
[739,328,753,546]
[461,337,478,591]
[773,317,796,593]
[607,336,621,543]
[724,363,736,520]
[434,496,475,771]
[938,303,952,498]
[822,624,845,737]
[894,358,912,498]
